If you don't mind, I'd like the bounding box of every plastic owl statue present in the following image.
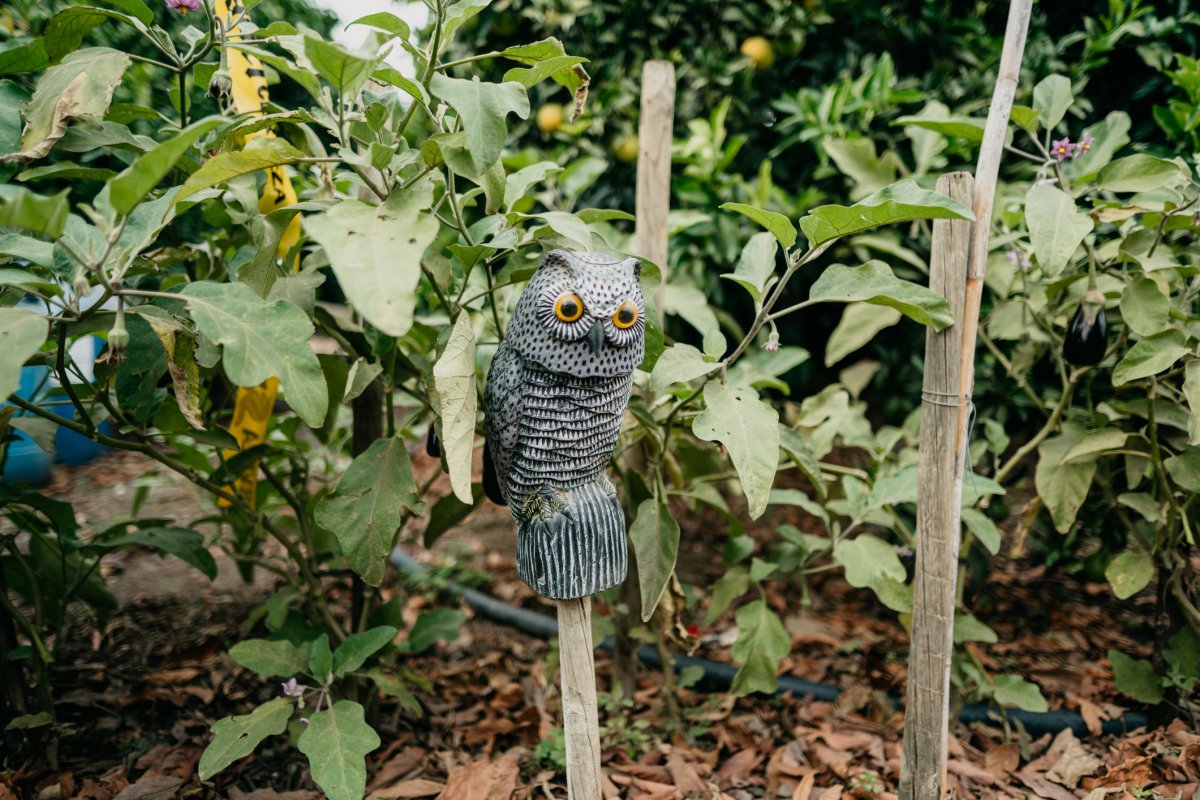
[484,250,645,600]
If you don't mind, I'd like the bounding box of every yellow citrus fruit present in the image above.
[536,103,565,134]
[740,36,775,70]
[614,136,639,164]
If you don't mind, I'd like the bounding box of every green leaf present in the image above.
[729,599,790,695]
[1105,551,1154,600]
[798,179,973,246]
[1185,360,1200,446]
[501,38,588,93]
[892,114,986,142]
[1072,111,1130,180]
[297,701,380,800]
[347,11,410,38]
[824,302,901,366]
[1097,154,1188,193]
[807,260,954,329]
[332,626,397,677]
[229,638,309,678]
[304,179,439,338]
[1164,448,1200,492]
[0,308,48,401]
[0,40,50,76]
[1112,329,1189,386]
[403,607,465,654]
[372,67,429,105]
[1120,278,1170,338]
[721,232,778,303]
[180,282,328,427]
[198,697,292,780]
[1,48,130,164]
[102,0,154,25]
[693,382,779,519]
[833,534,906,590]
[991,674,1048,712]
[43,7,143,61]
[1109,650,1163,704]
[648,343,718,394]
[423,484,484,547]
[314,437,422,586]
[630,498,681,622]
[1032,75,1072,129]
[430,313,477,504]
[953,614,998,644]
[107,117,224,215]
[309,633,332,683]
[428,73,529,173]
[1061,427,1128,463]
[100,527,216,579]
[303,34,380,99]
[1035,427,1096,533]
[705,566,749,624]
[176,138,305,201]
[719,202,797,249]
[0,188,69,237]
[1024,185,1091,278]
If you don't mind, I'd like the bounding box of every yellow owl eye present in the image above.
[612,300,639,329]
[553,293,584,323]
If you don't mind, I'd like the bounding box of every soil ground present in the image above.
[2,447,1198,800]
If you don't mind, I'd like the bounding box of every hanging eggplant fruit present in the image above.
[426,424,441,458]
[1063,288,1108,366]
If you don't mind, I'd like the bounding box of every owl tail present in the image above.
[515,478,629,600]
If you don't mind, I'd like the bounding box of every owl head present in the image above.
[505,250,645,377]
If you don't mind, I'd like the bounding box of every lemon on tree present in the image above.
[613,135,638,163]
[536,103,565,134]
[740,36,775,70]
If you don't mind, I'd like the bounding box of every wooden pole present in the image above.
[634,60,676,324]
[899,172,973,800]
[557,598,602,800]
[900,1,1031,797]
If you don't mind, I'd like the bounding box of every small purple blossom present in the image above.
[300,717,310,725]
[1051,137,1073,161]
[281,678,306,698]
[166,0,201,13]
[893,545,914,559]
[1005,249,1031,272]
[763,330,780,352]
[1073,133,1095,157]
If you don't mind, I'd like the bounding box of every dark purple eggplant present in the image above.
[425,424,441,458]
[1063,289,1108,367]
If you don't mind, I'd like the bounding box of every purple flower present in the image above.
[1005,249,1031,272]
[1051,138,1073,162]
[166,0,201,13]
[1073,133,1095,157]
[763,331,780,352]
[281,678,306,698]
[300,717,310,725]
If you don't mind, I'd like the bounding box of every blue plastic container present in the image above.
[3,365,53,486]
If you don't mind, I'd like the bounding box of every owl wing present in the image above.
[483,341,527,505]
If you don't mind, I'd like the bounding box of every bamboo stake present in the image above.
[899,172,974,800]
[634,60,676,325]
[899,1,1032,797]
[557,597,602,799]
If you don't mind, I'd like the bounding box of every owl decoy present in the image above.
[484,250,644,600]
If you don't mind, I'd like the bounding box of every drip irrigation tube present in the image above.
[391,547,1150,738]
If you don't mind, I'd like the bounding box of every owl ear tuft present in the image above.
[625,257,642,278]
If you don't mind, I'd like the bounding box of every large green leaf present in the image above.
[807,260,954,329]
[0,40,50,76]
[692,382,779,519]
[229,638,310,678]
[0,308,48,401]
[719,202,797,249]
[833,534,906,590]
[302,34,381,99]
[1109,650,1163,704]
[297,701,380,800]
[314,437,422,586]
[198,697,292,780]
[305,180,439,337]
[1112,329,1189,386]
[630,498,681,622]
[99,527,216,579]
[721,232,778,303]
[1106,551,1154,600]
[729,599,790,695]
[428,73,529,173]
[402,607,465,654]
[107,117,225,215]
[2,47,130,163]
[1120,278,1170,338]
[1035,427,1096,533]
[332,625,397,677]
[648,343,718,393]
[1164,448,1200,492]
[43,7,144,60]
[0,188,68,237]
[430,313,477,504]
[1025,185,1091,277]
[798,179,973,246]
[501,38,588,93]
[824,302,901,366]
[892,114,986,142]
[1032,74,1072,129]
[1097,154,1188,193]
[180,282,328,427]
[176,138,305,201]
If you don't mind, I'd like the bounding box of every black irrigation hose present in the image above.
[391,548,1151,738]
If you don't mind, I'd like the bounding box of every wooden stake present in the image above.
[634,60,676,325]
[900,1,1032,797]
[557,597,602,800]
[899,172,973,800]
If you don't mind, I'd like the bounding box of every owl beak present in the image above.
[586,320,605,354]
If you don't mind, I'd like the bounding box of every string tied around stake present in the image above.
[920,387,980,500]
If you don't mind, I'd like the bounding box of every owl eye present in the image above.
[612,300,639,329]
[553,292,585,323]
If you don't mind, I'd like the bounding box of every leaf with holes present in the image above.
[198,697,292,780]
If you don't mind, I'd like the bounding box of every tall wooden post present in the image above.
[635,60,676,322]
[557,598,602,799]
[899,172,973,799]
[900,1,1032,797]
